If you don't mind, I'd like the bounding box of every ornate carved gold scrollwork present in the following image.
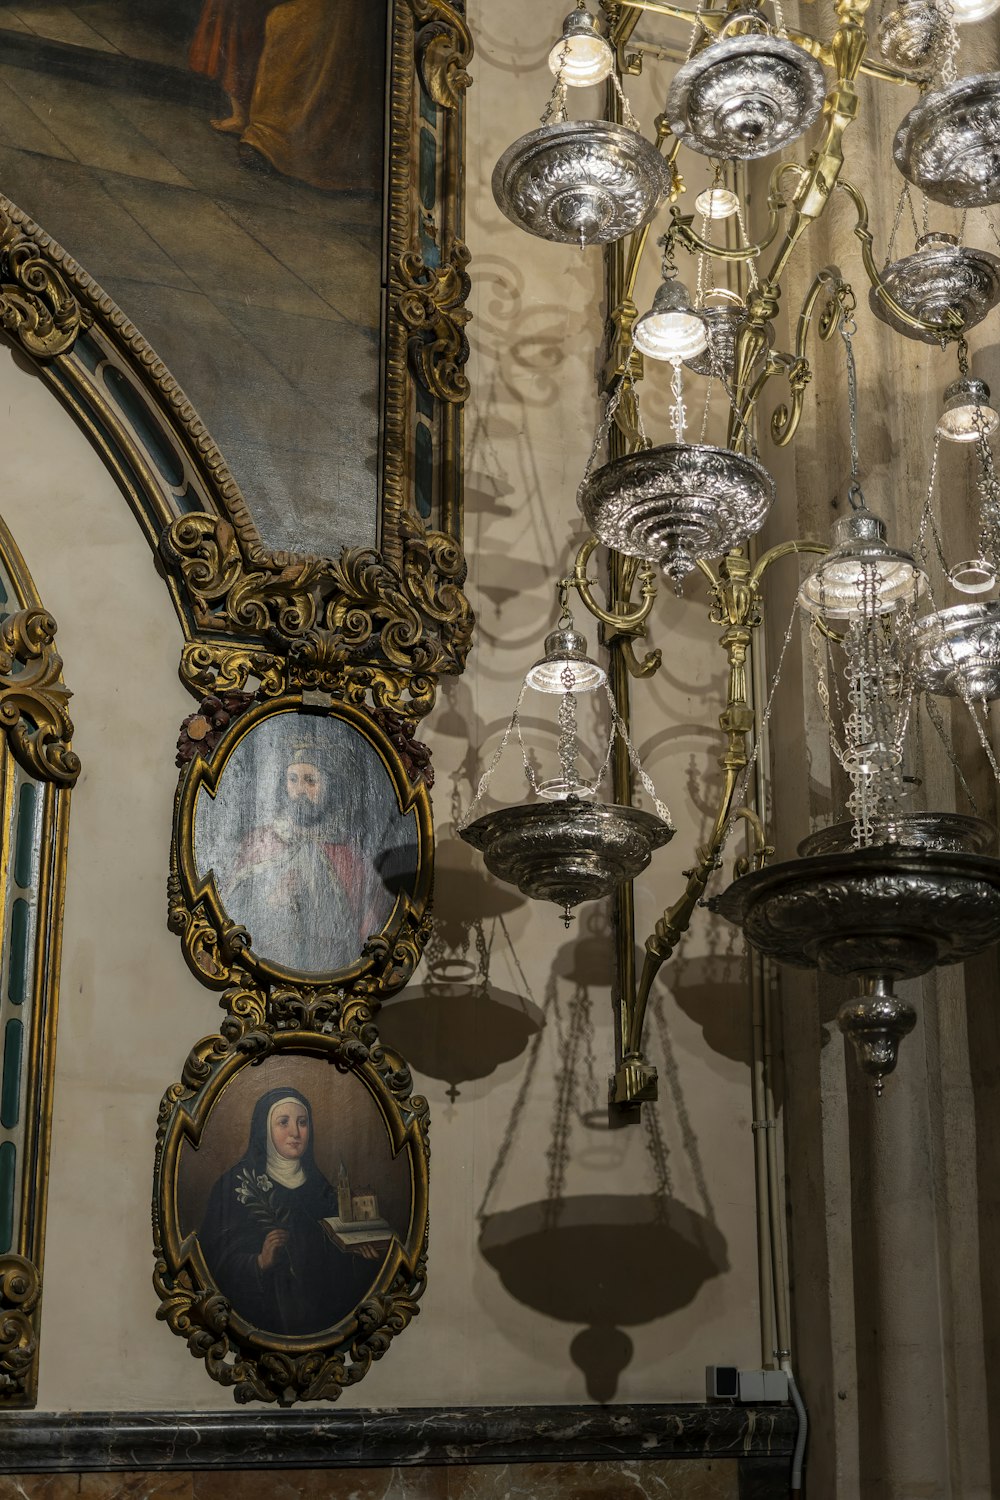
[161,511,473,716]
[0,608,80,787]
[160,517,323,638]
[0,1255,41,1403]
[398,243,472,404]
[152,1016,429,1405]
[412,0,473,108]
[179,643,287,701]
[0,206,86,359]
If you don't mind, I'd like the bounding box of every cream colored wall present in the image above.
[0,0,764,1411]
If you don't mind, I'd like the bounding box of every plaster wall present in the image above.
[0,0,764,1414]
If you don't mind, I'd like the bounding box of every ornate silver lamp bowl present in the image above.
[460,795,674,925]
[912,602,1000,699]
[797,811,996,857]
[709,839,1000,1087]
[894,73,1000,207]
[868,233,1000,343]
[492,120,671,247]
[666,33,826,160]
[579,443,775,585]
[878,0,951,77]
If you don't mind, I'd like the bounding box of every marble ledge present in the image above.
[0,1405,796,1474]
[0,1460,747,1500]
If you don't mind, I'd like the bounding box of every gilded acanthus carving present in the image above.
[179,642,286,700]
[0,608,80,786]
[0,206,86,359]
[398,243,472,404]
[0,1255,41,1403]
[412,0,473,109]
[162,509,473,718]
[368,705,435,786]
[160,516,323,638]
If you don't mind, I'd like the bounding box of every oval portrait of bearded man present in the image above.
[193,707,421,978]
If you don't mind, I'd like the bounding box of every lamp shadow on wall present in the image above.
[378,829,545,1102]
[667,920,754,1068]
[479,1193,728,1403]
[476,912,729,1402]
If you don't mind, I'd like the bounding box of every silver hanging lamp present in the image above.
[868,233,1000,343]
[665,7,826,160]
[459,603,674,925]
[492,4,671,248]
[894,73,1000,207]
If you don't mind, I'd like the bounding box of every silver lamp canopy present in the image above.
[878,0,951,76]
[694,184,741,219]
[492,119,672,247]
[798,509,927,619]
[868,233,1000,343]
[633,277,708,362]
[548,6,615,87]
[524,624,607,693]
[579,442,775,585]
[894,73,1000,208]
[665,29,826,160]
[936,376,1000,442]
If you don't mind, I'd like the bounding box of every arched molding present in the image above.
[0,511,77,1407]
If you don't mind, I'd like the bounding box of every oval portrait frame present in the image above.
[170,697,433,995]
[153,1018,429,1405]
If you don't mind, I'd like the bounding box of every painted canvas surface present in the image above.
[177,1054,412,1338]
[0,0,388,553]
[193,710,419,977]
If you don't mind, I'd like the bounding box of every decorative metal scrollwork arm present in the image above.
[837,178,965,343]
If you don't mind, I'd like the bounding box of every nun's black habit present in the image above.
[199,1086,376,1337]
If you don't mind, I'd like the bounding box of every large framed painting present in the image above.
[170,696,433,994]
[153,1016,429,1403]
[0,0,471,576]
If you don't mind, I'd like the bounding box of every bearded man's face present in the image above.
[285,761,327,826]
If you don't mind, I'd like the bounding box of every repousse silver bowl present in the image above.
[869,235,1000,342]
[666,33,826,160]
[492,120,671,246]
[460,795,674,917]
[579,442,775,584]
[911,601,1000,699]
[894,73,1000,208]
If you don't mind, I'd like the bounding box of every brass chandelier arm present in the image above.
[765,265,847,446]
[617,0,917,86]
[569,535,659,632]
[836,177,966,340]
[612,539,826,1106]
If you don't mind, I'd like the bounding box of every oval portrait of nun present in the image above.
[191,704,427,981]
[175,1052,418,1341]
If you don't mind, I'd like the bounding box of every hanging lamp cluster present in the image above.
[472,0,1000,1112]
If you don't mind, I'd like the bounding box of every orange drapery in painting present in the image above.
[190,0,385,193]
[189,0,275,120]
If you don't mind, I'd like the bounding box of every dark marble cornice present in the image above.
[0,1403,796,1472]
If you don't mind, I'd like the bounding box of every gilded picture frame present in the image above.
[152,1009,429,1405]
[170,696,433,997]
[0,0,472,720]
[0,513,80,1408]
